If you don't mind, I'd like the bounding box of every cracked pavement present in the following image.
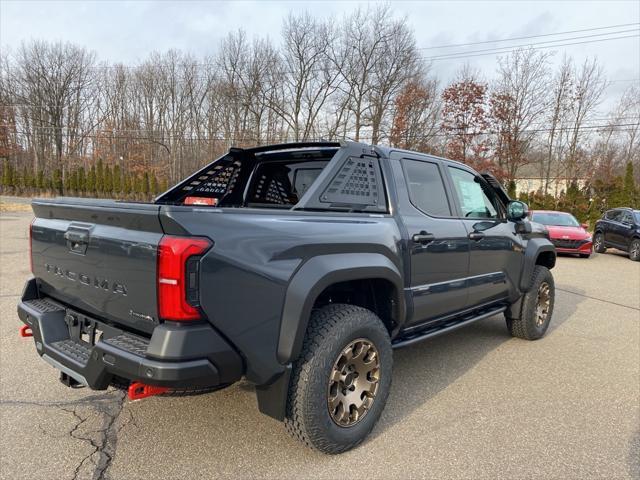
[1,209,639,479]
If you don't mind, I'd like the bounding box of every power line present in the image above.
[423,34,639,62]
[422,29,639,60]
[418,22,640,50]
[2,26,637,77]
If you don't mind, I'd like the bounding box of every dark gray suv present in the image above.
[594,208,640,261]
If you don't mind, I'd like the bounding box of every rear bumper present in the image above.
[17,279,243,390]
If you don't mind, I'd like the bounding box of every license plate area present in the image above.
[65,311,104,347]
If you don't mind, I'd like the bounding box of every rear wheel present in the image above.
[629,239,640,262]
[593,232,606,253]
[285,304,392,454]
[506,265,555,340]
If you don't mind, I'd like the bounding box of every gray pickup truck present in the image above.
[18,141,556,453]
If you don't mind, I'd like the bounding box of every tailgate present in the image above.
[31,198,163,335]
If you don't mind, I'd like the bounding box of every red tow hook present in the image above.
[19,325,33,337]
[127,382,169,401]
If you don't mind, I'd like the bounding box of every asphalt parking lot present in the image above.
[1,209,638,480]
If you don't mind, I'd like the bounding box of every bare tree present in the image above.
[563,58,607,182]
[542,55,573,194]
[11,41,96,188]
[330,5,413,142]
[490,48,550,183]
[272,13,339,141]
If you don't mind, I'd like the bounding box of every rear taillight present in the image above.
[29,218,35,274]
[157,236,212,321]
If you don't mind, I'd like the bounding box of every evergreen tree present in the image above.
[53,169,63,192]
[134,173,142,195]
[622,162,637,207]
[77,166,86,192]
[21,166,29,189]
[150,174,159,195]
[104,165,113,194]
[36,170,45,189]
[70,169,78,191]
[2,163,14,187]
[123,171,132,195]
[159,177,168,193]
[113,165,122,193]
[96,159,104,193]
[87,166,96,192]
[142,172,150,196]
[64,169,72,191]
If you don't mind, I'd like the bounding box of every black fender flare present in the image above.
[276,253,404,365]
[520,238,556,292]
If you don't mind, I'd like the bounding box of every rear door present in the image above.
[444,166,521,307]
[619,211,636,248]
[31,199,163,334]
[390,154,470,325]
[605,210,624,246]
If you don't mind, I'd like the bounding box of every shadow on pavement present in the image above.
[371,285,581,438]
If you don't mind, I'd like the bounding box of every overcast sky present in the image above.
[1,0,639,111]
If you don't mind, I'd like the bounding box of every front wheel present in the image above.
[629,239,640,262]
[506,265,555,340]
[285,304,392,454]
[593,232,606,253]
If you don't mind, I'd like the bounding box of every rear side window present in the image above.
[620,211,633,224]
[606,210,622,221]
[402,159,451,216]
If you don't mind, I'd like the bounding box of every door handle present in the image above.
[412,231,435,244]
[468,231,485,241]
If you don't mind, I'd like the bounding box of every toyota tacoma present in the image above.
[18,141,556,453]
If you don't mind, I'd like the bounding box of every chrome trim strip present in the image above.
[409,271,505,294]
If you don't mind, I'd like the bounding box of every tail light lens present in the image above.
[157,236,212,321]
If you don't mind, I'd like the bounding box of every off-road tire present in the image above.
[284,304,392,454]
[593,232,606,253]
[629,239,640,262]
[506,265,555,340]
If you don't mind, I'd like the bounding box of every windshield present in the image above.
[531,212,580,227]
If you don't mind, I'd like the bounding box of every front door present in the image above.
[392,156,470,325]
[445,166,521,307]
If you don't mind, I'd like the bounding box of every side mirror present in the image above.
[581,223,589,230]
[507,200,528,222]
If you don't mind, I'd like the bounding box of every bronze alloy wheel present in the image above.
[327,338,380,427]
[536,281,551,327]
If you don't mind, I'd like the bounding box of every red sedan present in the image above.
[529,210,593,258]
